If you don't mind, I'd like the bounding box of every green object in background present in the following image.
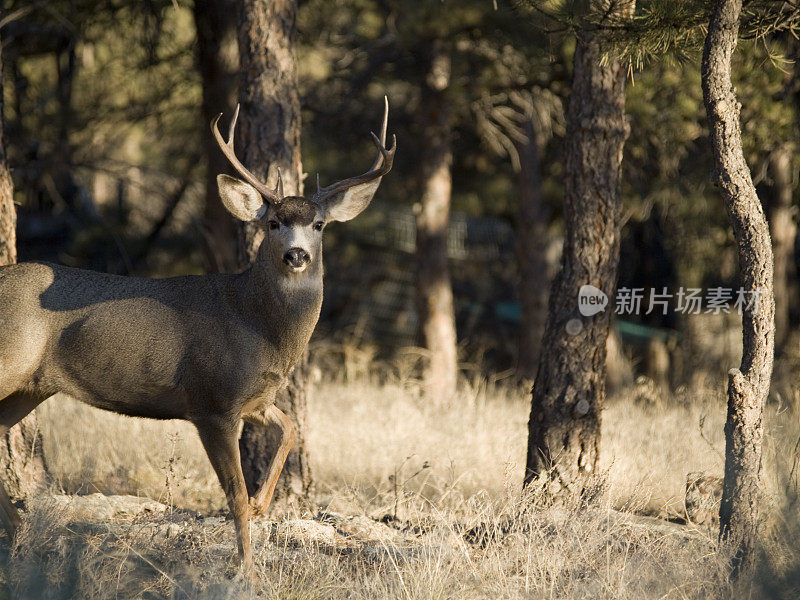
[616,319,679,343]
[492,301,679,344]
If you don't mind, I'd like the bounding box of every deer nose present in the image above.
[283,248,310,268]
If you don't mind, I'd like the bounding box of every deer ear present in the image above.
[217,174,268,221]
[324,180,382,222]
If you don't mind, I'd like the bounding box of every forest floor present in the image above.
[1,360,799,599]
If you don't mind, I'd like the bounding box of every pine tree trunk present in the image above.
[515,114,549,380]
[0,417,47,502]
[236,0,311,511]
[194,0,240,273]
[765,146,795,354]
[701,0,775,577]
[415,40,458,400]
[0,34,47,501]
[524,0,634,497]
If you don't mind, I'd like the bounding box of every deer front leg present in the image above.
[242,404,296,517]
[194,417,253,572]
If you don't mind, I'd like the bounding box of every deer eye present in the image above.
[314,221,324,231]
[268,220,279,230]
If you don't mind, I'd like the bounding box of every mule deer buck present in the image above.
[0,100,395,571]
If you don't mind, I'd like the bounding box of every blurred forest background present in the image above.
[3,0,798,392]
[2,1,800,596]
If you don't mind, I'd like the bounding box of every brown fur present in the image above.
[0,252,323,573]
[273,197,317,225]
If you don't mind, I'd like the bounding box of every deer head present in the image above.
[211,99,396,276]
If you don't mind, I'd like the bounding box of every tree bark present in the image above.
[236,0,311,511]
[701,0,775,577]
[0,34,47,501]
[415,40,458,400]
[764,146,795,354]
[194,0,240,273]
[524,0,634,497]
[236,0,302,261]
[515,113,549,380]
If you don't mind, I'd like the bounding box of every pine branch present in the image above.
[513,0,800,64]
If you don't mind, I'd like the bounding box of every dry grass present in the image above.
[38,396,221,512]
[2,357,799,599]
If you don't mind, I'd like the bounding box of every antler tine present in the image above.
[369,95,389,170]
[227,103,240,146]
[275,167,284,198]
[313,98,396,203]
[211,106,282,205]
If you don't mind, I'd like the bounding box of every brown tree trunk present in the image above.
[524,0,634,497]
[765,146,795,354]
[702,0,775,577]
[415,40,458,400]
[194,0,240,273]
[515,113,549,380]
[236,0,302,261]
[0,34,47,501]
[236,0,311,511]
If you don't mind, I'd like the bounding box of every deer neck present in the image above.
[235,249,323,361]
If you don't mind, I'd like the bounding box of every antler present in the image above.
[211,104,283,205]
[311,96,396,204]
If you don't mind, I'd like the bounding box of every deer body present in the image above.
[0,100,395,574]
[0,258,322,420]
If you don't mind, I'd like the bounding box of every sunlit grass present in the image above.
[17,351,800,599]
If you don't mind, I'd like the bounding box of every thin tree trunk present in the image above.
[701,0,775,577]
[0,34,47,501]
[415,40,458,400]
[765,146,795,354]
[515,113,549,380]
[236,0,311,511]
[524,0,634,497]
[194,0,240,273]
